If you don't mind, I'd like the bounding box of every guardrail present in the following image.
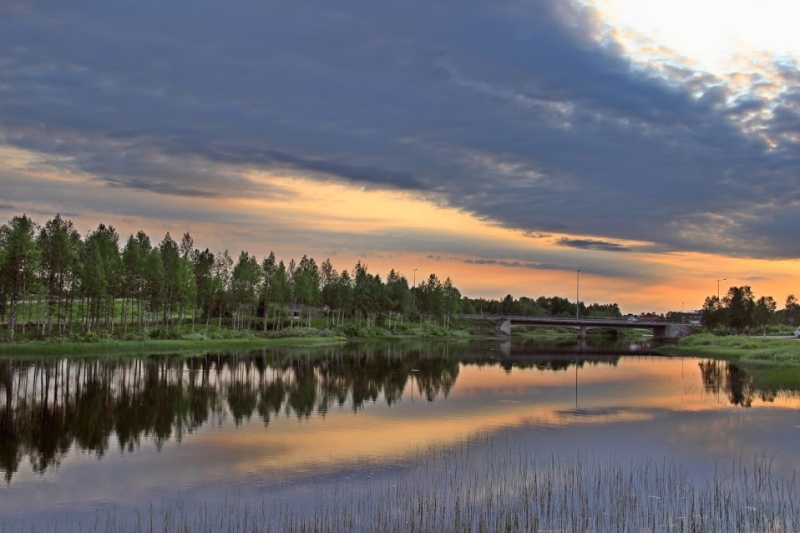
[456,314,682,325]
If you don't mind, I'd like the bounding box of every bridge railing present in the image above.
[455,314,681,325]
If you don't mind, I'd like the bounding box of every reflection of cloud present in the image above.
[198,388,653,476]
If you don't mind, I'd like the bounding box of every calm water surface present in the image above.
[1,338,799,528]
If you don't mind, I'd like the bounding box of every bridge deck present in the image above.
[456,314,682,328]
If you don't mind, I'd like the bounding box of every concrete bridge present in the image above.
[457,314,691,339]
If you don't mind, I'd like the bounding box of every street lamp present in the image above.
[413,268,417,308]
[717,278,726,301]
[576,270,581,319]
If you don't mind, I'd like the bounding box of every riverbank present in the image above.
[0,320,485,358]
[0,320,494,358]
[0,335,352,358]
[658,333,800,390]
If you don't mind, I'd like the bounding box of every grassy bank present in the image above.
[0,335,349,358]
[658,333,800,390]
[0,319,481,358]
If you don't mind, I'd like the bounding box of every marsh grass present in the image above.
[659,333,800,391]
[664,334,800,362]
[6,442,797,533]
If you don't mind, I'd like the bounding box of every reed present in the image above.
[6,441,797,533]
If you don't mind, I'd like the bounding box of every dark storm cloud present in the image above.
[254,150,427,191]
[102,177,221,198]
[2,0,800,258]
[556,239,631,252]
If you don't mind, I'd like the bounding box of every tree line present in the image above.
[1,214,633,342]
[460,294,622,318]
[700,286,799,334]
[0,214,471,341]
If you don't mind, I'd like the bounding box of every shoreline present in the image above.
[0,336,349,358]
[656,333,800,391]
[5,331,800,390]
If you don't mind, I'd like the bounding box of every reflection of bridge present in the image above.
[457,314,691,339]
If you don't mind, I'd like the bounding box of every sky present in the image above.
[1,0,799,313]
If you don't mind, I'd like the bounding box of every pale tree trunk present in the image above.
[109,297,115,336]
[21,285,28,338]
[35,290,42,335]
[122,298,128,335]
[8,301,18,342]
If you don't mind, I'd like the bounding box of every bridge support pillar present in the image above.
[499,339,511,357]
[496,319,511,336]
[578,325,587,339]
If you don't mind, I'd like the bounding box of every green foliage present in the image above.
[0,215,40,341]
[461,294,621,319]
[701,285,785,333]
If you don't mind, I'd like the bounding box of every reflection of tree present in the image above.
[415,358,460,402]
[490,356,618,374]
[227,358,258,425]
[257,378,285,427]
[286,360,317,419]
[0,345,465,482]
[698,360,756,407]
[698,361,723,394]
[725,364,754,407]
[3,345,785,484]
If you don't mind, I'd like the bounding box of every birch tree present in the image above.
[0,215,40,341]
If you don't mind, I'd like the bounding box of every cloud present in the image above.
[102,177,222,198]
[464,259,569,271]
[556,239,631,252]
[1,0,800,259]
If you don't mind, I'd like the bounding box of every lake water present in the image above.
[2,338,799,530]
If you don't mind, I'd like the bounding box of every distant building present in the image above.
[288,304,324,320]
[684,310,703,325]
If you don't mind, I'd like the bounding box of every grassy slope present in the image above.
[0,336,347,359]
[658,333,800,390]
[0,319,480,358]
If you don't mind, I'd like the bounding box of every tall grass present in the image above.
[6,442,797,532]
[659,333,800,391]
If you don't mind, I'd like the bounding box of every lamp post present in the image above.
[413,268,417,308]
[717,278,726,301]
[681,302,684,324]
[576,270,581,319]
